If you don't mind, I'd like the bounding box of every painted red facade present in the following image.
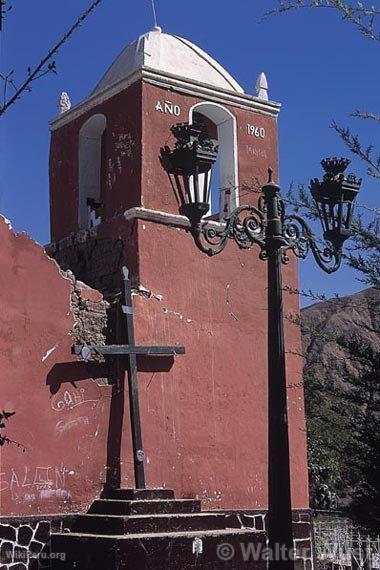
[47,71,310,514]
[0,38,310,521]
[0,217,111,516]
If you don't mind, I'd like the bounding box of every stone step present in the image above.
[51,528,266,569]
[71,511,252,535]
[88,498,201,516]
[102,488,175,501]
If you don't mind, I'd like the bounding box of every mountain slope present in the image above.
[301,288,380,530]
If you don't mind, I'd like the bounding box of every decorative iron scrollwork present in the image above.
[283,214,343,273]
[191,205,266,257]
[191,207,343,273]
[162,122,360,274]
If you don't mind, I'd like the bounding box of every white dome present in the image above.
[92,28,244,96]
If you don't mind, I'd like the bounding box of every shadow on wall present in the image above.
[46,352,175,492]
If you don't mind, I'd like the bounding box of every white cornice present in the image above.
[50,67,281,131]
[46,207,225,252]
[123,206,225,230]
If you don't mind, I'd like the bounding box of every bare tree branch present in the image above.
[263,1,380,41]
[332,121,380,179]
[283,284,341,302]
[0,0,106,117]
[352,110,380,122]
[0,0,12,31]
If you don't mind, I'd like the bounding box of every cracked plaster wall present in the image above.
[0,216,112,518]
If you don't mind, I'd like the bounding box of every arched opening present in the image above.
[189,102,239,220]
[78,114,107,230]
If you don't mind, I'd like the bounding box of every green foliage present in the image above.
[266,0,380,530]
[303,327,380,530]
[332,121,380,180]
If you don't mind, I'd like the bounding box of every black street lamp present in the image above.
[162,123,362,569]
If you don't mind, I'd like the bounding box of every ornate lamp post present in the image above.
[161,124,362,569]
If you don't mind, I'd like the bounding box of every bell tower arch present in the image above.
[190,102,239,218]
[78,113,107,230]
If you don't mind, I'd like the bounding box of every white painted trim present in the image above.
[143,68,281,112]
[50,67,281,131]
[45,207,226,252]
[189,102,240,219]
[123,206,225,230]
[78,114,107,230]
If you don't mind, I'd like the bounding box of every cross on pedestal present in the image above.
[72,266,185,489]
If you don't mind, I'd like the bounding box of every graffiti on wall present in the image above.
[0,464,73,503]
[50,387,99,413]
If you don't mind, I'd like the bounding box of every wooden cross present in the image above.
[72,266,185,489]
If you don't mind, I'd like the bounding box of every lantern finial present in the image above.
[321,157,350,177]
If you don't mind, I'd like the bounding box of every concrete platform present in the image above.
[51,489,267,569]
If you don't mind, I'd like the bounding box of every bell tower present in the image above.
[48,27,311,560]
[49,27,280,243]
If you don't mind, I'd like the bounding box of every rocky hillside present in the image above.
[301,287,380,529]
[302,287,380,387]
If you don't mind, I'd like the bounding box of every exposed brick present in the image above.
[75,280,103,302]
[0,524,16,541]
[69,273,109,351]
[237,514,255,529]
[34,521,50,543]
[17,525,33,547]
[0,541,13,564]
[51,235,128,294]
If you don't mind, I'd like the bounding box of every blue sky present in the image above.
[1,0,378,302]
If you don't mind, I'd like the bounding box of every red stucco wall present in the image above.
[49,80,278,242]
[48,78,309,512]
[122,82,309,510]
[121,221,308,511]
[141,83,279,215]
[49,82,143,242]
[0,217,111,516]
